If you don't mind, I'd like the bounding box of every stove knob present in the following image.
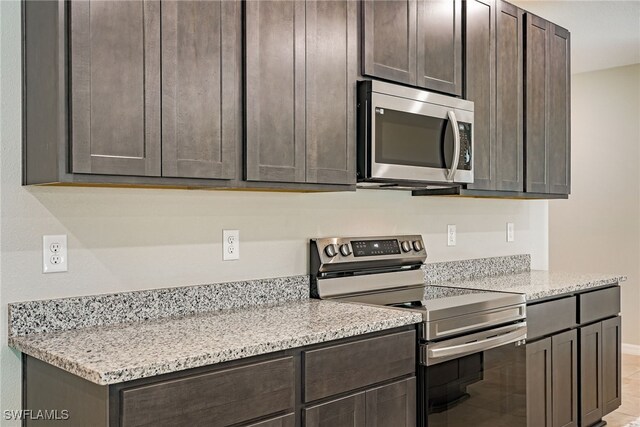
[401,241,412,252]
[324,244,338,258]
[339,244,352,257]
[412,240,423,252]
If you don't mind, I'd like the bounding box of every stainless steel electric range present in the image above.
[310,235,527,427]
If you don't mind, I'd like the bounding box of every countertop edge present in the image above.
[10,311,423,386]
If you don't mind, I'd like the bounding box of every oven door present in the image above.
[420,324,527,427]
[369,92,474,184]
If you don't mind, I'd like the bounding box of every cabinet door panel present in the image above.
[161,0,238,179]
[245,0,306,182]
[305,392,365,427]
[365,377,416,427]
[552,329,578,427]
[548,24,571,195]
[247,413,295,427]
[416,0,462,95]
[305,0,357,185]
[525,13,549,193]
[580,322,603,426]
[362,0,417,85]
[526,338,552,427]
[465,0,496,190]
[495,1,523,191]
[602,316,622,415]
[70,0,161,176]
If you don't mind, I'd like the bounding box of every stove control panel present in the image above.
[312,235,427,273]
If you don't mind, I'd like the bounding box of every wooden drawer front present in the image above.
[527,296,577,341]
[304,331,416,402]
[121,357,294,427]
[578,286,620,324]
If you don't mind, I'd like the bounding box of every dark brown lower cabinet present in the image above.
[526,286,621,427]
[580,316,622,426]
[304,377,416,427]
[365,378,416,427]
[24,327,416,427]
[526,331,578,427]
[526,338,552,427]
[305,392,366,427]
[249,414,296,427]
[552,330,578,427]
[601,316,622,415]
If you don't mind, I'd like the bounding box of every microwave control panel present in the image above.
[458,122,472,170]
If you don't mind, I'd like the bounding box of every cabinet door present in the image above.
[70,1,161,176]
[495,1,523,191]
[551,329,578,427]
[526,338,552,427]
[161,1,238,179]
[365,377,416,427]
[602,316,622,416]
[305,0,357,185]
[580,322,604,426]
[362,0,417,86]
[416,0,462,95]
[245,0,306,183]
[547,23,571,195]
[465,0,496,190]
[305,392,365,427]
[524,13,549,193]
[247,413,295,427]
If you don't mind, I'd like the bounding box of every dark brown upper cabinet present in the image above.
[362,0,463,96]
[24,0,354,192]
[245,0,357,185]
[416,0,462,95]
[362,0,417,86]
[525,14,571,195]
[70,0,161,177]
[464,0,523,192]
[72,0,240,180]
[161,1,239,180]
[464,0,495,191]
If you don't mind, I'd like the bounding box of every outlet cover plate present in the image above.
[447,225,456,247]
[43,235,67,273]
[223,230,240,261]
[507,223,515,242]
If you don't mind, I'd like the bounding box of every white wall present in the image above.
[549,64,640,348]
[0,0,549,422]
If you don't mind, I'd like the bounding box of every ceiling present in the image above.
[510,0,640,74]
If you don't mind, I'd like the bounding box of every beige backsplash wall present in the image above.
[549,64,640,351]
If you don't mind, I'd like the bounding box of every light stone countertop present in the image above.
[429,270,626,301]
[8,299,422,385]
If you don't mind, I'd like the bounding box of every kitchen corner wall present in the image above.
[549,63,640,350]
[0,0,548,422]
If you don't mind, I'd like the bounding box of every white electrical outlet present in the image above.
[223,230,240,261]
[507,222,515,242]
[447,225,456,247]
[43,235,67,273]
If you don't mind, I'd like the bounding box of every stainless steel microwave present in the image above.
[357,80,474,189]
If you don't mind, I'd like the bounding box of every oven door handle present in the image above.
[446,110,461,182]
[427,324,527,362]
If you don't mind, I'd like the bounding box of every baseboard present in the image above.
[623,343,640,355]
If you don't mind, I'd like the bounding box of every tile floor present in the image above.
[603,353,640,426]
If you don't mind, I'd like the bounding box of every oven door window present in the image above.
[426,344,526,427]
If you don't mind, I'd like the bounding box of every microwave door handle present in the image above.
[447,110,461,181]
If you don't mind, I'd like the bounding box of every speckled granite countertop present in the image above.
[9,299,421,385]
[430,270,626,301]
